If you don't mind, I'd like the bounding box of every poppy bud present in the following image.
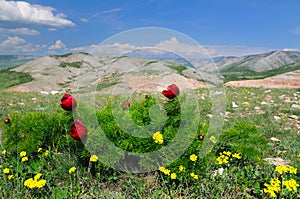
[70,119,87,142]
[122,101,130,110]
[4,118,10,124]
[162,84,180,99]
[60,94,77,111]
[198,134,205,140]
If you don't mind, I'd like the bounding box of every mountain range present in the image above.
[2,50,300,92]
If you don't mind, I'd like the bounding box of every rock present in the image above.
[263,158,290,166]
[291,104,300,109]
[265,90,272,93]
[213,167,224,176]
[288,115,299,120]
[274,116,281,121]
[269,137,281,142]
[261,101,268,105]
[232,101,239,108]
[254,106,261,110]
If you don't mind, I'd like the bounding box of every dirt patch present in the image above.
[225,70,300,89]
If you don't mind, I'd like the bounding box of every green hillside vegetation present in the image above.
[59,61,82,68]
[0,69,33,89]
[221,62,300,82]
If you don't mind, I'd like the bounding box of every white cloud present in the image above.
[0,36,26,47]
[0,0,75,27]
[69,37,271,57]
[154,37,213,56]
[79,18,89,22]
[291,27,300,35]
[48,28,57,31]
[205,45,272,57]
[48,40,67,51]
[282,48,299,52]
[0,27,40,36]
[0,36,46,54]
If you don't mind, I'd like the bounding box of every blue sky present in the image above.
[0,0,299,56]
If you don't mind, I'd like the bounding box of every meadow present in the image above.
[0,87,299,198]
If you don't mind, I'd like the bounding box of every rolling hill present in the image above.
[1,50,300,92]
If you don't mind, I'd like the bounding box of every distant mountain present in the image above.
[200,51,300,81]
[0,55,35,70]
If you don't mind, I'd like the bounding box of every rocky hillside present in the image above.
[8,53,213,93]
[4,51,300,92]
[203,51,300,73]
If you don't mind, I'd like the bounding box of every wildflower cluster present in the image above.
[152,131,163,144]
[24,173,47,189]
[216,151,241,165]
[159,155,199,181]
[264,165,299,198]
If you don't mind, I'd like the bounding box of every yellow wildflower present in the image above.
[8,175,13,180]
[34,173,42,180]
[190,154,198,162]
[216,155,229,165]
[69,167,76,174]
[3,168,9,174]
[170,173,177,180]
[35,179,46,188]
[232,152,241,159]
[223,151,231,156]
[179,165,186,172]
[209,136,217,144]
[289,166,297,174]
[37,148,42,153]
[24,178,35,189]
[275,165,289,175]
[190,172,198,180]
[20,151,26,157]
[159,166,170,175]
[90,155,99,162]
[24,175,46,189]
[283,179,299,191]
[152,131,163,144]
[44,150,49,156]
[1,150,6,155]
[22,157,28,162]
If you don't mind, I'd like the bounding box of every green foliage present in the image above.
[167,64,187,75]
[1,111,75,154]
[0,69,33,89]
[221,63,300,82]
[50,53,73,58]
[0,87,299,198]
[59,61,82,68]
[218,121,270,161]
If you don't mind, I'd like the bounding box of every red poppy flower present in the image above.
[198,134,205,140]
[60,94,77,111]
[4,117,10,124]
[70,119,87,141]
[122,101,131,110]
[162,84,180,99]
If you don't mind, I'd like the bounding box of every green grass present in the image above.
[221,63,300,82]
[166,64,187,76]
[0,87,299,198]
[0,69,33,89]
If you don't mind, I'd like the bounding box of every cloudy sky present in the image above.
[0,0,299,56]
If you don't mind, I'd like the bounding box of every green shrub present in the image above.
[218,121,270,161]
[1,111,74,154]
